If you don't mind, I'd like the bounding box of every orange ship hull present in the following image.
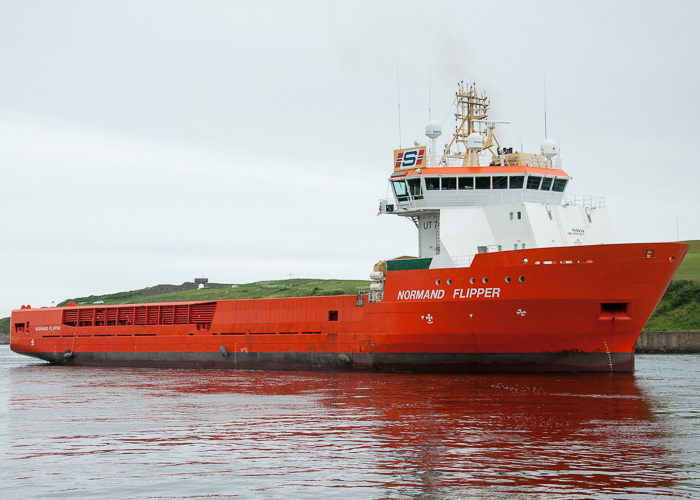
[10,242,688,372]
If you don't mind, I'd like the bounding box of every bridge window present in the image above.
[476,177,491,189]
[492,176,508,189]
[509,176,524,189]
[552,179,568,192]
[475,177,490,189]
[442,177,457,190]
[459,177,474,189]
[425,177,440,191]
[541,177,553,191]
[526,176,542,190]
[407,178,422,198]
[392,180,409,201]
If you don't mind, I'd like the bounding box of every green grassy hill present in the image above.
[675,240,700,281]
[644,240,700,331]
[645,279,700,331]
[2,241,698,336]
[55,278,370,307]
[0,317,9,341]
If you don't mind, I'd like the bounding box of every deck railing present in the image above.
[441,152,562,169]
[563,194,606,209]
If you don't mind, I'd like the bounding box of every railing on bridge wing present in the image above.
[381,191,605,213]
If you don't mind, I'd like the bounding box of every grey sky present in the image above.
[1,0,698,316]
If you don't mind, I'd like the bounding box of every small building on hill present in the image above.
[141,278,236,297]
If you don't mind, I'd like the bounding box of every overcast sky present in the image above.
[1,0,698,316]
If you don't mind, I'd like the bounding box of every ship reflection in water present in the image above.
[4,352,699,499]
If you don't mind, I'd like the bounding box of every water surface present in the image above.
[1,346,699,499]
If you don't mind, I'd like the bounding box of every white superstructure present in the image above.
[380,82,615,269]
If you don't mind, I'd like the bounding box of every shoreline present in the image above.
[635,331,700,354]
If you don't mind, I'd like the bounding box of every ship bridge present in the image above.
[381,163,571,215]
[378,82,614,270]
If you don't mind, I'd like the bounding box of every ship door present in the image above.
[327,310,339,335]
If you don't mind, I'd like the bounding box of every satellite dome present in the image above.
[425,121,442,139]
[540,139,558,158]
[467,132,483,151]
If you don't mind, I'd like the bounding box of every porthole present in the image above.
[522,257,529,264]
[669,256,676,263]
[482,277,488,284]
[435,279,441,285]
[505,276,512,283]
[447,279,452,285]
[519,276,525,282]
[470,278,476,284]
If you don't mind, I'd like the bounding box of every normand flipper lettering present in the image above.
[396,289,445,300]
[396,288,500,300]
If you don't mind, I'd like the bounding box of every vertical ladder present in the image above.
[553,207,568,245]
[435,216,441,254]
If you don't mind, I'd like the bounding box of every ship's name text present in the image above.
[34,326,61,331]
[453,288,500,299]
[396,288,500,300]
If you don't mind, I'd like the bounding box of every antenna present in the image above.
[428,65,432,121]
[543,70,548,139]
[397,61,402,148]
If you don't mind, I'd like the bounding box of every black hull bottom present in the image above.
[18,350,634,373]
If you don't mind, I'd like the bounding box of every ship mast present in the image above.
[440,82,499,166]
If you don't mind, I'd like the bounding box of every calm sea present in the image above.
[1,345,699,499]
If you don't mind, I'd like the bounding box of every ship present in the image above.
[10,82,689,372]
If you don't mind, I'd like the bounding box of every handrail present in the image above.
[451,255,475,267]
[381,191,605,212]
[563,194,606,209]
[441,152,562,169]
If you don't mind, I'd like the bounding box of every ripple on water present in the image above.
[2,347,700,499]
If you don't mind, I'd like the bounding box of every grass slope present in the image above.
[57,278,370,307]
[0,317,9,340]
[675,240,700,281]
[644,280,700,331]
[643,241,700,331]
